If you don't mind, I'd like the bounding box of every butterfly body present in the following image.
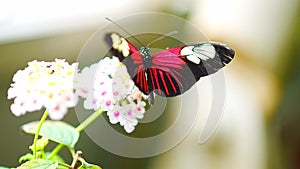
[139,47,152,68]
[106,32,235,100]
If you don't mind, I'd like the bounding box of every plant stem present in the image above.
[75,109,104,132]
[58,162,72,169]
[47,109,104,160]
[47,144,64,160]
[33,109,48,159]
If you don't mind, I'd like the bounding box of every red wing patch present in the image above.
[149,46,198,96]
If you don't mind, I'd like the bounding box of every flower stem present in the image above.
[33,109,48,159]
[75,109,104,132]
[47,144,64,160]
[47,109,104,160]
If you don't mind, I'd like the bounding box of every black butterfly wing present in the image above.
[181,43,235,79]
[149,42,235,97]
[105,32,139,61]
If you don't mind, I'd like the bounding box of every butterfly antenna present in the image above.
[146,30,178,47]
[105,17,145,47]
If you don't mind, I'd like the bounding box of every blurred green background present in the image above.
[0,0,300,168]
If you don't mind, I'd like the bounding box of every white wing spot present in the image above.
[193,43,215,60]
[111,33,130,57]
[181,46,201,64]
[181,43,216,64]
[187,55,201,64]
[180,46,194,56]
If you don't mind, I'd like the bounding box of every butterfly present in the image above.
[105,32,235,104]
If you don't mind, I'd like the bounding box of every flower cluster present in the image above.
[76,57,147,133]
[8,56,147,133]
[7,59,79,120]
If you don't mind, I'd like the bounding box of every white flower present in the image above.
[7,59,79,120]
[76,56,147,133]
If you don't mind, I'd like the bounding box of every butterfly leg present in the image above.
[148,92,155,105]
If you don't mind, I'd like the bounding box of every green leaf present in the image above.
[19,153,34,163]
[56,166,69,169]
[18,160,58,169]
[0,166,11,169]
[78,164,101,169]
[22,120,79,148]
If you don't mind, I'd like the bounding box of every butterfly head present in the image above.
[139,47,151,57]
